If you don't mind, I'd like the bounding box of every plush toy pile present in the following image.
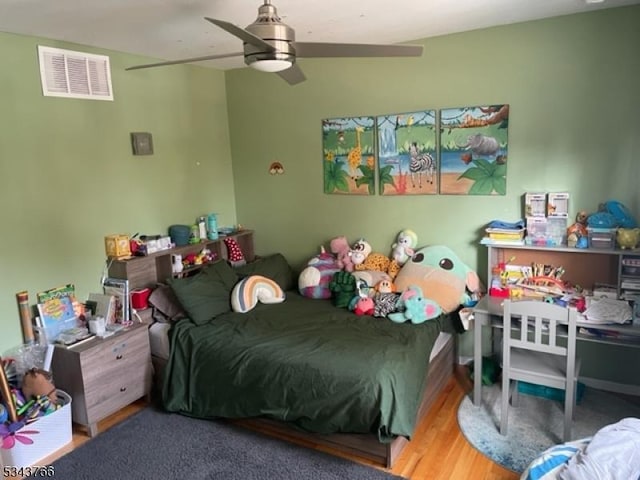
[298,230,482,324]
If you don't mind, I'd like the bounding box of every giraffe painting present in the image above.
[322,116,375,195]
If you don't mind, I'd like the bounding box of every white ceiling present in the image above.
[0,0,638,71]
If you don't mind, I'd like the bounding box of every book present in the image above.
[103,278,130,324]
[36,286,79,341]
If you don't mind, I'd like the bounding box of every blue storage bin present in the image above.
[517,381,585,404]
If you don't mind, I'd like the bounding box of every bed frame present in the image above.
[151,333,455,469]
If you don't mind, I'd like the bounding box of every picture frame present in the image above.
[322,116,376,195]
[377,110,438,195]
[102,277,130,324]
[439,104,509,195]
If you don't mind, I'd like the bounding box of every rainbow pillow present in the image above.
[231,275,286,313]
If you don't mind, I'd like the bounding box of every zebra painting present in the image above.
[409,142,436,188]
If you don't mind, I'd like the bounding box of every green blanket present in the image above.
[162,292,449,442]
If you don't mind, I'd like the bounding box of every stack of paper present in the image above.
[582,297,633,324]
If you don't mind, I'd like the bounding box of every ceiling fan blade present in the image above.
[205,17,276,52]
[294,42,423,58]
[276,64,306,85]
[126,52,243,71]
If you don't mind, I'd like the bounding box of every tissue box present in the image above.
[0,391,72,469]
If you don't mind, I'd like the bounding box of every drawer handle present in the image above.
[120,387,127,392]
[116,354,123,360]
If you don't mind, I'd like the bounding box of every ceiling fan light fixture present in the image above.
[250,59,292,72]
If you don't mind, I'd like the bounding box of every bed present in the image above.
[147,254,457,468]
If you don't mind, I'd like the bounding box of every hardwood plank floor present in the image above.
[23,367,519,480]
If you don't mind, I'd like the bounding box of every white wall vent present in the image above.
[38,46,114,101]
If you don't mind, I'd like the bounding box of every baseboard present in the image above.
[580,376,640,396]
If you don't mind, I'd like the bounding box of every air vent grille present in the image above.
[38,46,114,101]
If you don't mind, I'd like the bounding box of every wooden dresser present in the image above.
[51,323,152,437]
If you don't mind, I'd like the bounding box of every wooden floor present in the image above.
[30,366,519,480]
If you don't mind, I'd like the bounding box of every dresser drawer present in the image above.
[82,329,150,413]
[85,368,150,424]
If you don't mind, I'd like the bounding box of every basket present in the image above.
[0,390,72,469]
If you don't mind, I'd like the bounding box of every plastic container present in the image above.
[587,227,616,250]
[518,381,585,404]
[168,225,191,247]
[0,390,72,469]
[206,214,219,240]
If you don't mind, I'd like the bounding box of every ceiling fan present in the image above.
[126,0,423,85]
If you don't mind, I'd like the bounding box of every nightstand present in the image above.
[51,323,152,437]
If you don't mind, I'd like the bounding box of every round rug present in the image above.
[456,384,640,473]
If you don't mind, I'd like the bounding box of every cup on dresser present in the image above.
[88,316,106,335]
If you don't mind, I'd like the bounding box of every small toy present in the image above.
[391,229,418,266]
[330,236,354,272]
[224,237,246,267]
[349,238,372,267]
[329,271,357,308]
[567,211,589,247]
[298,247,341,299]
[376,279,396,294]
[21,368,57,404]
[350,296,375,316]
[387,285,442,324]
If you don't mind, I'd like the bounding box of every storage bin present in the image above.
[587,227,616,250]
[0,390,72,469]
[517,381,585,404]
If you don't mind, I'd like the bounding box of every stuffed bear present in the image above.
[330,236,354,272]
[298,247,341,299]
[394,245,481,313]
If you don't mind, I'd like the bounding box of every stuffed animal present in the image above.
[351,270,390,290]
[351,239,398,279]
[349,238,371,267]
[329,271,357,308]
[298,247,341,299]
[21,368,57,404]
[330,236,354,272]
[387,285,442,324]
[349,296,375,316]
[394,245,481,313]
[391,229,418,266]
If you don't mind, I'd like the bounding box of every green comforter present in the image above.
[162,292,448,442]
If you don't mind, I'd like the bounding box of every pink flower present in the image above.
[0,422,39,449]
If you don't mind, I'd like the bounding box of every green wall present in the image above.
[225,7,640,385]
[227,6,639,270]
[0,33,237,353]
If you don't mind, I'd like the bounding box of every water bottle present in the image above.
[207,214,219,240]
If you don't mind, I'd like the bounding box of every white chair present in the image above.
[500,299,581,442]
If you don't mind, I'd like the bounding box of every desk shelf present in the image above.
[485,244,640,300]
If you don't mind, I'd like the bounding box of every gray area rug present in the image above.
[457,383,640,473]
[33,407,404,480]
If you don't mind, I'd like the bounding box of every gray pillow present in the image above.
[167,260,238,325]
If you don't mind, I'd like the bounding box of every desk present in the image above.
[472,295,640,406]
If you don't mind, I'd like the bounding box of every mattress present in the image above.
[149,320,452,363]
